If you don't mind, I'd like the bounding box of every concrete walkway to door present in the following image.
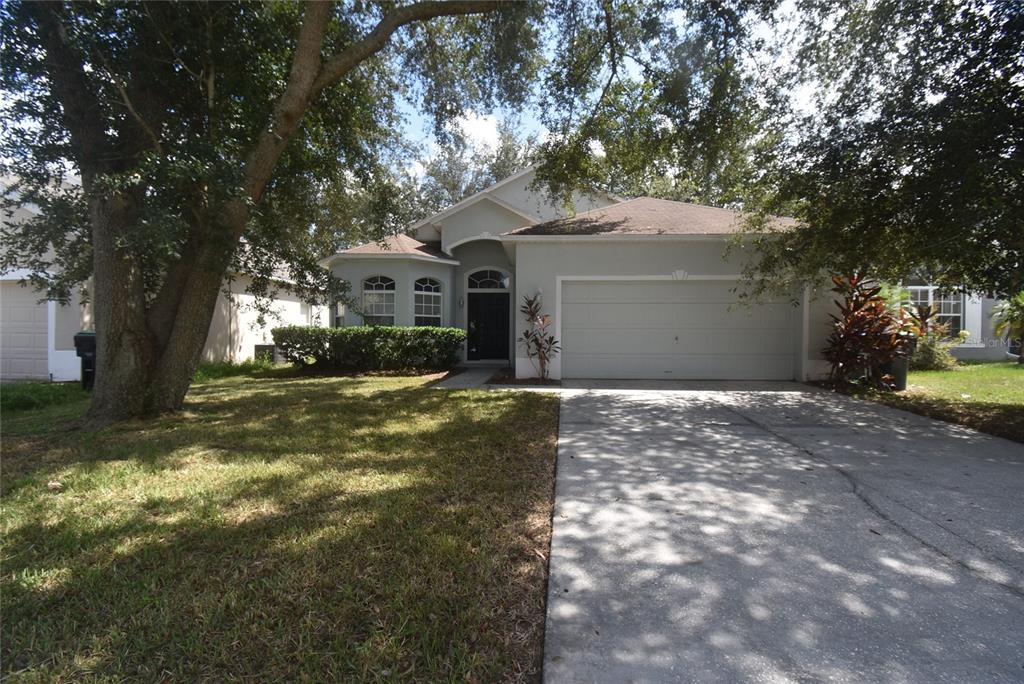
[544,381,1024,683]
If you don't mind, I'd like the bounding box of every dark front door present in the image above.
[467,292,510,360]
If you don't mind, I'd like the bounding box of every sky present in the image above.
[398,99,550,180]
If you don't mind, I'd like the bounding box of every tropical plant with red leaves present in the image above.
[824,275,914,389]
[519,293,560,380]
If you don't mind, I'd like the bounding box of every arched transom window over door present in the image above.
[467,269,508,290]
[362,275,395,325]
[414,277,442,326]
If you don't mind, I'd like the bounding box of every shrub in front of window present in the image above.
[270,326,333,366]
[271,326,466,371]
[908,304,965,370]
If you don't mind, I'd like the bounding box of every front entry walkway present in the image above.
[544,383,1024,683]
[432,366,498,389]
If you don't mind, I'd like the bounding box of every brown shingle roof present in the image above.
[342,234,448,259]
[504,197,796,236]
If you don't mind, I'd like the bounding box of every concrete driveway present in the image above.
[544,382,1024,683]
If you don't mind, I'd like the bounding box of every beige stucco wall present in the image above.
[329,258,455,328]
[954,297,1012,361]
[53,288,90,351]
[414,168,618,248]
[490,171,614,222]
[201,275,326,363]
[439,201,529,253]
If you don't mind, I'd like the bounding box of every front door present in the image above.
[467,292,510,360]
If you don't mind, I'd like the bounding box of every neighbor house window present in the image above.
[333,299,345,327]
[362,275,395,325]
[414,277,442,326]
[467,269,507,290]
[907,285,963,335]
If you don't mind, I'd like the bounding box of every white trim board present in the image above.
[47,300,81,382]
[446,234,504,251]
[411,166,539,230]
[502,233,751,243]
[320,252,460,268]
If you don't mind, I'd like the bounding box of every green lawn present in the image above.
[866,360,1023,442]
[1,372,559,682]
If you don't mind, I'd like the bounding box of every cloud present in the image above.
[456,111,501,151]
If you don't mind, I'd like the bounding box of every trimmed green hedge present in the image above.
[271,325,466,371]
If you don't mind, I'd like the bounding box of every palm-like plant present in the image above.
[991,291,1024,363]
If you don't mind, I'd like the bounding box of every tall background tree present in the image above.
[415,119,536,218]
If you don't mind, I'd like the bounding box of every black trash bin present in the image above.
[886,355,909,391]
[73,331,96,391]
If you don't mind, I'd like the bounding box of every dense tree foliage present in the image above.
[739,0,1023,299]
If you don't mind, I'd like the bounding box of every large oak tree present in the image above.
[3,0,772,420]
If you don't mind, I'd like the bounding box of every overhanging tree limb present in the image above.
[311,1,503,94]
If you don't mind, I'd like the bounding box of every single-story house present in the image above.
[321,167,1008,381]
[1,203,325,382]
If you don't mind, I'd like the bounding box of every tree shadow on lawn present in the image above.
[840,391,1024,444]
[2,376,559,682]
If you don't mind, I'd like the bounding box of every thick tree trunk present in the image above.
[86,192,156,420]
[70,1,507,422]
[88,197,242,419]
[145,222,240,412]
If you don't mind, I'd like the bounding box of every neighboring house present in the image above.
[903,282,1006,362]
[1,200,324,382]
[322,167,1009,381]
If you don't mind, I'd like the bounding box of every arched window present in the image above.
[467,269,508,290]
[362,275,395,325]
[414,278,443,327]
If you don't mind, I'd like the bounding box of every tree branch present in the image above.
[102,55,165,154]
[312,0,502,94]
[242,0,503,212]
[28,3,110,181]
[242,0,332,204]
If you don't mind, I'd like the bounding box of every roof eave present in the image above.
[500,232,749,241]
[320,252,461,267]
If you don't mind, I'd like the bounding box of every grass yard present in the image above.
[861,360,1023,442]
[1,372,559,682]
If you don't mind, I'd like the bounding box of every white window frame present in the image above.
[361,275,395,326]
[467,268,509,292]
[413,277,443,327]
[333,299,346,327]
[906,285,983,346]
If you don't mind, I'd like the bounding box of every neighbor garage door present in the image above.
[1,281,49,380]
[561,280,795,380]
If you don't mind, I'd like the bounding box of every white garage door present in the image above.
[561,280,796,380]
[1,281,49,380]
